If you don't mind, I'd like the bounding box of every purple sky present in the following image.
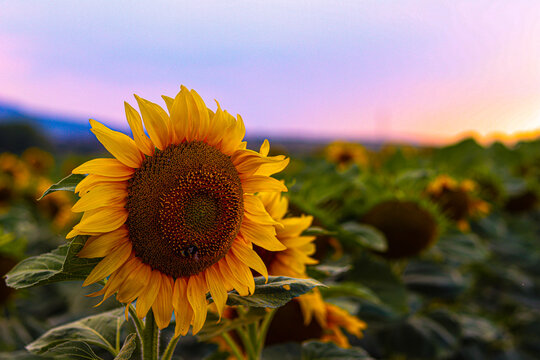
[1,1,539,143]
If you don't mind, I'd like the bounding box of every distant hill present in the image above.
[0,102,99,154]
[0,102,91,140]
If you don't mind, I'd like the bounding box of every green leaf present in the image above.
[26,308,125,358]
[5,236,100,289]
[404,262,465,299]
[208,276,325,308]
[344,253,408,315]
[262,343,302,360]
[319,282,381,304]
[434,233,489,264]
[114,333,137,360]
[341,222,387,251]
[198,308,267,340]
[301,341,374,360]
[41,341,103,360]
[38,173,86,200]
[303,226,335,236]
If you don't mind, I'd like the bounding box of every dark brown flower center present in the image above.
[362,200,438,259]
[126,141,244,278]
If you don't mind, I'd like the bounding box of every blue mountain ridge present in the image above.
[0,101,95,141]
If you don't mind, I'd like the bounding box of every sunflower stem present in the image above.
[236,326,257,360]
[142,310,160,360]
[161,334,180,360]
[255,308,276,356]
[222,332,245,360]
[128,305,144,342]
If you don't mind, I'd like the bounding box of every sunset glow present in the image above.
[1,1,539,144]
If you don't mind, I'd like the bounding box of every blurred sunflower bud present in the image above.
[362,199,439,259]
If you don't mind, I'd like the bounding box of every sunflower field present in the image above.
[0,89,539,360]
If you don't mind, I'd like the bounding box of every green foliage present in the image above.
[114,333,137,360]
[5,236,100,289]
[38,173,86,200]
[262,341,374,360]
[26,308,126,359]
[211,276,325,308]
[301,341,374,360]
[340,222,387,251]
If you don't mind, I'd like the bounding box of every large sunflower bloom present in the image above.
[70,86,289,336]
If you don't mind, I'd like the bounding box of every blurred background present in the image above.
[1,1,539,359]
[1,0,539,150]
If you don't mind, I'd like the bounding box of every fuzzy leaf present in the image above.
[38,173,86,200]
[40,342,103,360]
[5,236,100,289]
[27,308,125,358]
[208,276,325,308]
[114,333,137,360]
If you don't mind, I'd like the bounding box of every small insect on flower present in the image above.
[70,86,289,336]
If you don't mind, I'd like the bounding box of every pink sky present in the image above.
[1,1,539,144]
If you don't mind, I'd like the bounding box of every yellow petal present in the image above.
[187,273,208,334]
[206,101,227,147]
[240,219,286,251]
[75,175,130,195]
[226,252,255,295]
[169,88,190,143]
[280,235,317,249]
[89,119,143,168]
[255,156,289,177]
[134,95,170,150]
[205,265,228,319]
[115,258,146,303]
[173,278,194,337]
[217,258,249,296]
[77,227,129,258]
[72,183,127,212]
[161,95,174,113]
[220,112,245,155]
[152,274,174,329]
[259,139,270,156]
[83,242,132,286]
[244,194,281,226]
[68,207,128,237]
[257,191,288,220]
[190,89,210,140]
[241,176,288,194]
[277,215,313,238]
[136,270,162,319]
[125,102,154,156]
[231,241,268,280]
[73,158,135,177]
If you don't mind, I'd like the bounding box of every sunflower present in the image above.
[0,153,30,190]
[70,86,289,336]
[255,186,365,347]
[325,141,369,170]
[426,175,489,231]
[264,297,366,348]
[362,199,439,259]
[22,147,54,175]
[255,190,317,279]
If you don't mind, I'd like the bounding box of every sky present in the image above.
[1,0,539,144]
